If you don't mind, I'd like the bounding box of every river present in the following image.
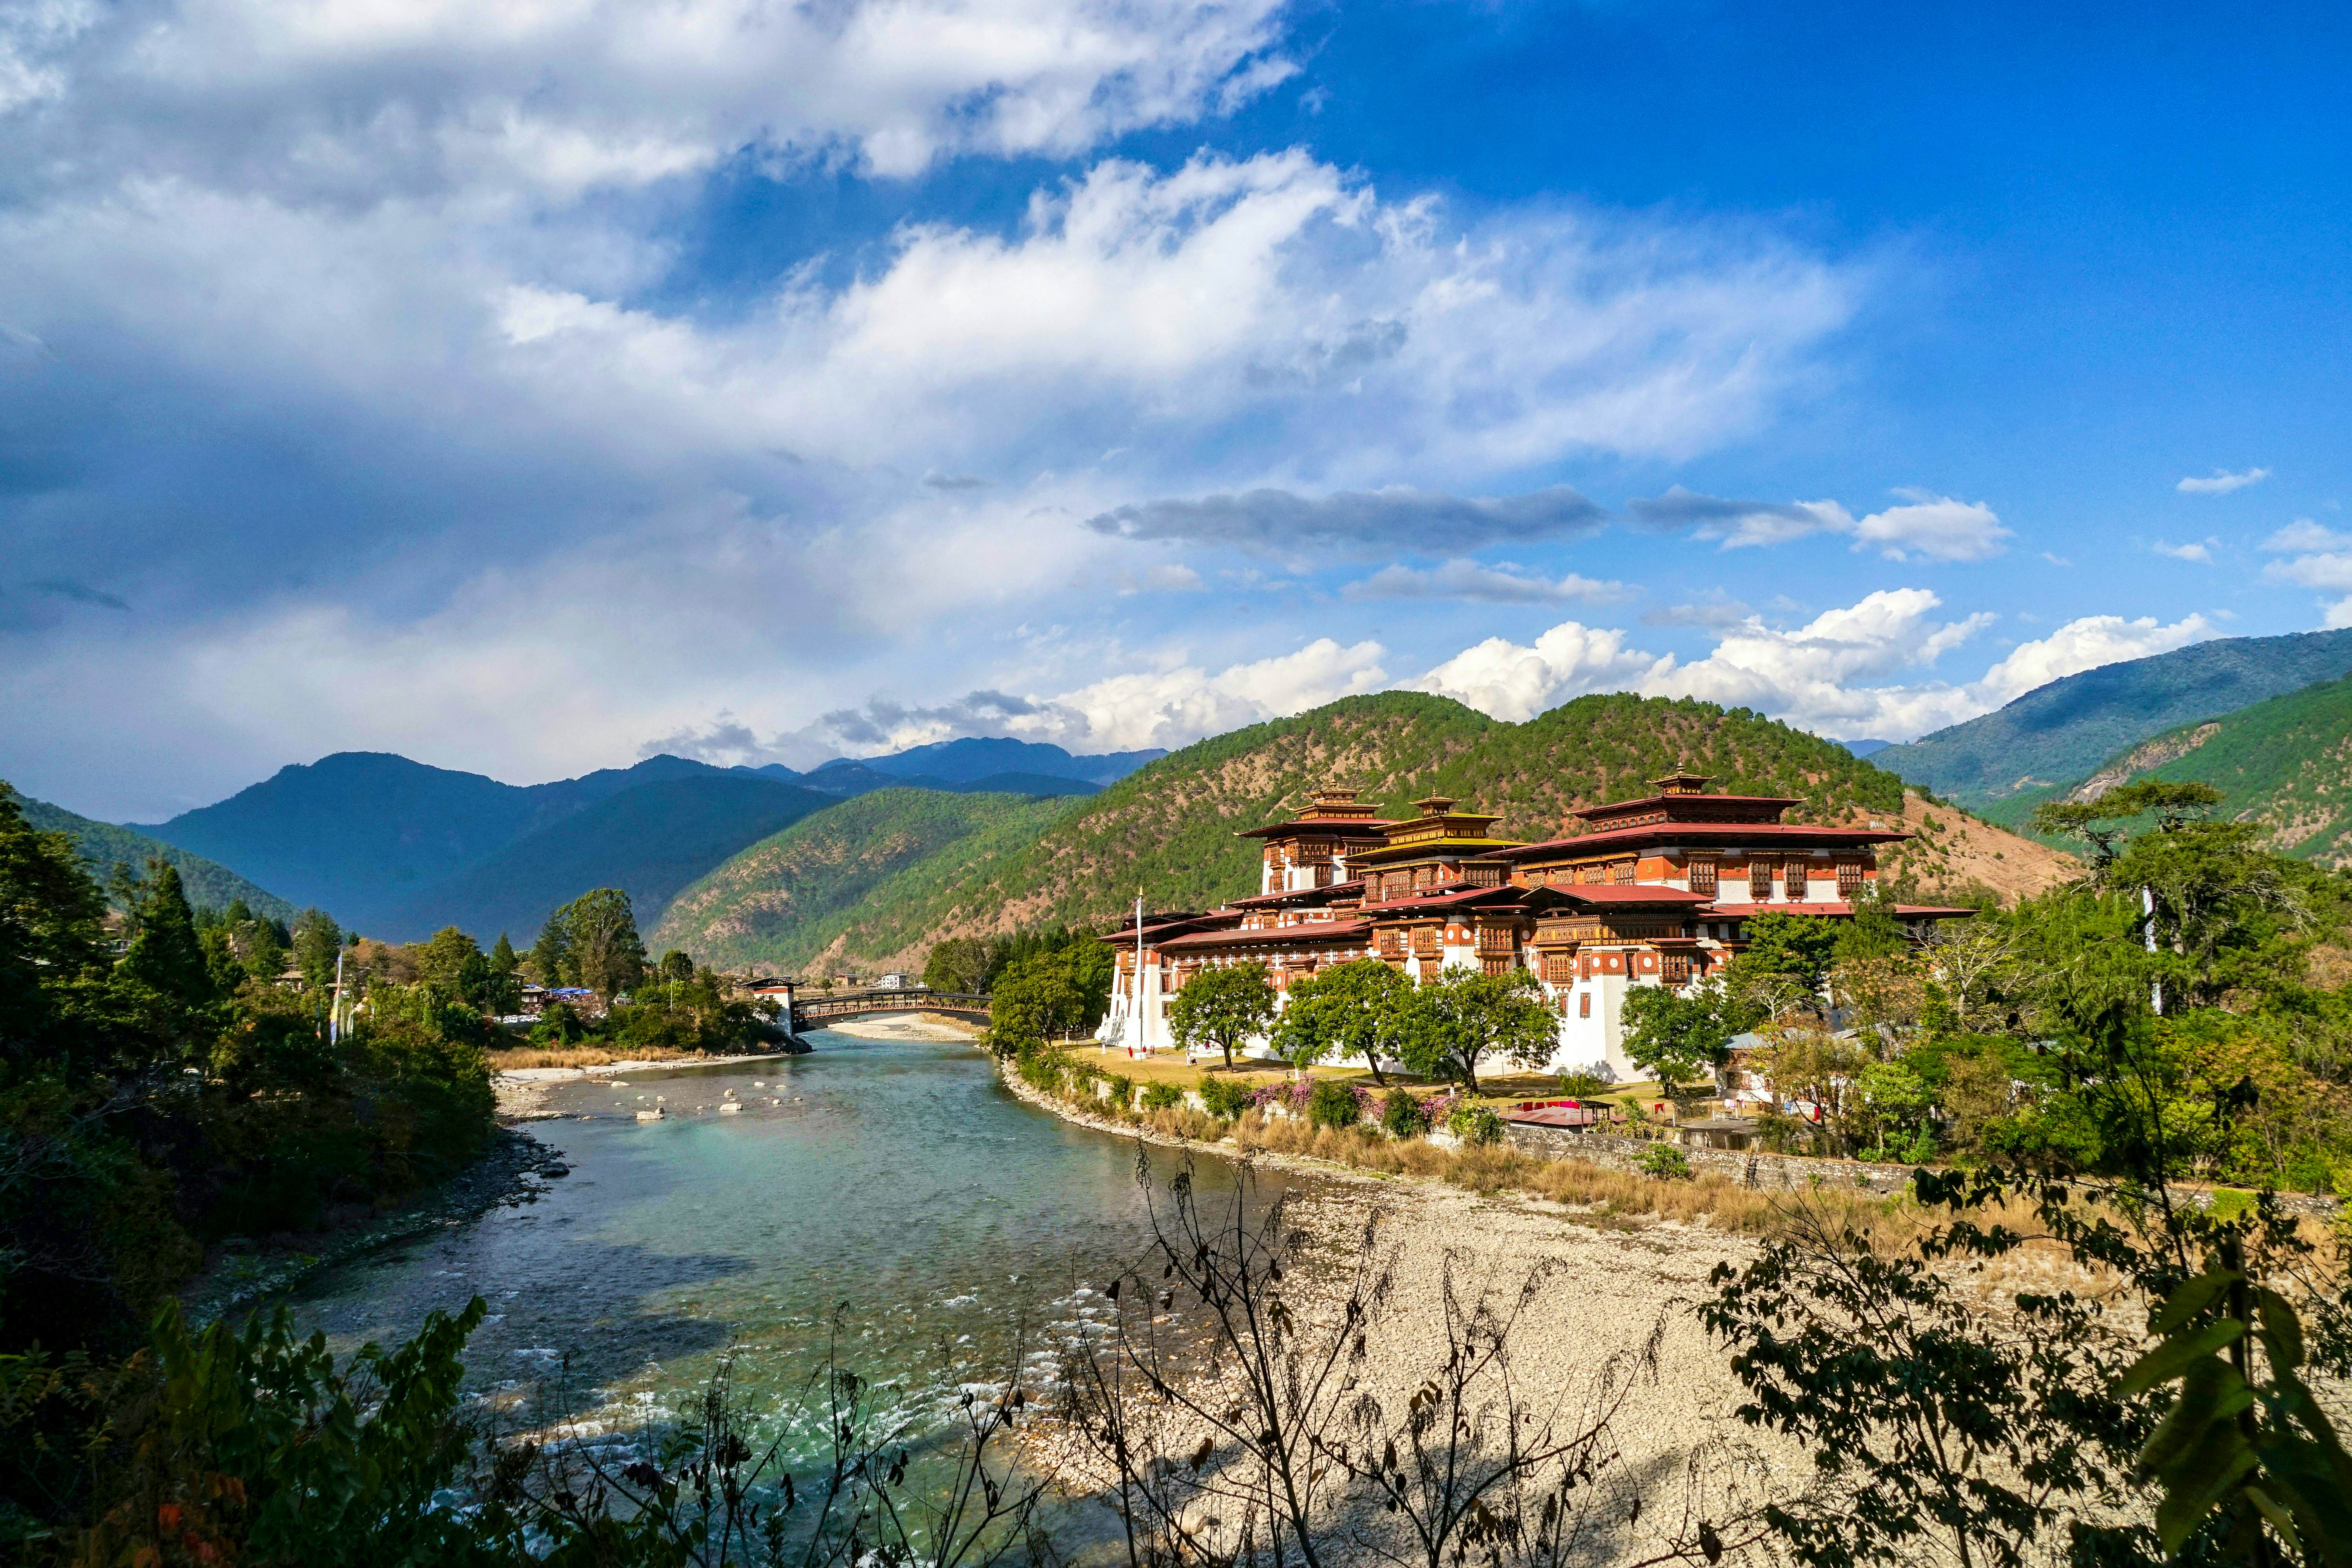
[287,1025,1286,1463]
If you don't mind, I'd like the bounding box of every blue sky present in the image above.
[4,0,2348,819]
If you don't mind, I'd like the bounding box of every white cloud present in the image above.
[2263,519,2350,553]
[2178,466,2270,495]
[1412,623,1657,721]
[1340,559,1627,605]
[1016,638,1392,752]
[1403,593,2216,743]
[1115,563,1206,594]
[2152,539,2214,562]
[1628,486,2010,561]
[10,0,1296,196]
[2256,518,2352,624]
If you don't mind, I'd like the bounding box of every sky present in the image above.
[4,0,2350,822]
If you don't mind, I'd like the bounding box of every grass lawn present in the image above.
[1041,1040,1663,1110]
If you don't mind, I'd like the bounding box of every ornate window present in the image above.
[1613,858,1637,884]
[1578,992,1592,1018]
[1747,856,1775,896]
[1688,857,1718,896]
[1837,860,1864,900]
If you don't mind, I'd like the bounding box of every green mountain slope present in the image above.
[388,773,835,944]
[649,788,1077,971]
[13,790,300,920]
[666,691,1918,973]
[1871,628,2352,817]
[2038,673,2352,865]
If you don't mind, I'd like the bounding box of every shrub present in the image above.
[1105,1073,1134,1111]
[1307,1078,1361,1130]
[1380,1087,1430,1139]
[1140,1081,1184,1112]
[1558,1069,1611,1099]
[1446,1103,1503,1146]
[1198,1076,1254,1120]
[1637,1143,1693,1179]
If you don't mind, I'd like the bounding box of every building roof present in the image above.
[1235,815,1399,839]
[1357,884,1528,915]
[1535,884,1713,908]
[1225,880,1365,907]
[1157,919,1374,953]
[1706,901,1974,920]
[1498,820,1910,860]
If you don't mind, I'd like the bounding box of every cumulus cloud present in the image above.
[1339,559,1627,604]
[1413,623,1657,722]
[1115,564,1207,594]
[1407,593,2214,742]
[1628,486,2009,561]
[1088,484,1608,555]
[2178,466,2270,495]
[2152,539,2214,562]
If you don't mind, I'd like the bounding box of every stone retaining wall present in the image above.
[1503,1125,2344,1216]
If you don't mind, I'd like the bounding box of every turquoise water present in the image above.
[288,1028,1281,1457]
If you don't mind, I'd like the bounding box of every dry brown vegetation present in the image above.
[1880,789,2079,906]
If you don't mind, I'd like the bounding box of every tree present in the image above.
[1722,910,1840,1020]
[1393,965,1556,1092]
[417,926,488,1006]
[923,936,991,993]
[2031,779,2226,872]
[0,783,111,1057]
[290,908,341,992]
[118,861,213,1016]
[1269,958,1413,1084]
[556,889,645,1000]
[1619,983,1734,1096]
[483,931,521,1015]
[528,912,572,988]
[988,949,1092,1049]
[1167,962,1274,1069]
[1833,899,1907,963]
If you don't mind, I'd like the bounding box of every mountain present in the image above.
[861,737,1164,786]
[136,751,826,938]
[2028,673,2352,865]
[648,788,1078,972]
[382,772,833,944]
[1870,628,2352,820]
[793,757,1102,799]
[13,789,301,921]
[660,690,2067,976]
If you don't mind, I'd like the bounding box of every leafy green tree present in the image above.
[923,936,992,993]
[1392,965,1556,1091]
[988,950,1091,1050]
[1168,962,1274,1069]
[417,926,488,1006]
[0,784,111,1056]
[1723,910,1840,1019]
[1833,899,1908,963]
[1269,957,1412,1084]
[1619,983,1735,1095]
[557,888,645,1000]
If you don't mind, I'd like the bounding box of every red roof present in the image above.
[1536,885,1712,907]
[1499,821,1909,859]
[1226,880,1364,907]
[1708,901,1972,919]
[1574,791,1795,820]
[1236,816,1399,838]
[1356,884,1526,915]
[1157,919,1374,952]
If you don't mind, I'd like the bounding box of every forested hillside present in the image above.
[1872,627,2352,815]
[664,691,2062,975]
[649,788,1076,971]
[17,791,299,920]
[2022,673,2352,866]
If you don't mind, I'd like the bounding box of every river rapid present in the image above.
[287,1025,1287,1464]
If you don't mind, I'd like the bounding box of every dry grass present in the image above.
[1044,1045,1662,1107]
[1228,1112,1896,1235]
[488,1044,735,1071]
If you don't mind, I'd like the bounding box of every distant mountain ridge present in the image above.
[2020,672,2352,865]
[653,691,2062,976]
[1871,628,2352,820]
[13,790,300,921]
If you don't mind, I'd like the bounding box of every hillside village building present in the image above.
[1096,776,1968,1079]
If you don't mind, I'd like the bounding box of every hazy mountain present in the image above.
[1871,628,2352,819]
[382,772,832,944]
[860,737,1164,786]
[1843,739,1894,757]
[137,751,820,938]
[13,789,301,921]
